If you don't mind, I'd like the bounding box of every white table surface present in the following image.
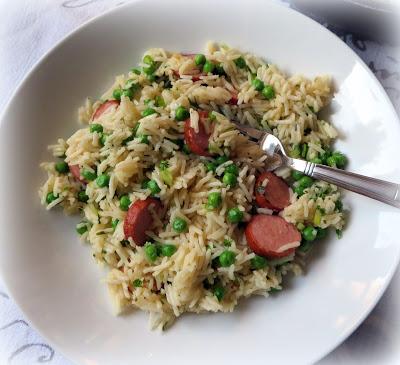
[0,1,399,364]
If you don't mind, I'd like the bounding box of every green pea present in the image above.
[294,186,305,196]
[207,192,222,210]
[99,133,108,146]
[319,149,331,164]
[291,170,304,181]
[155,95,166,107]
[250,255,268,270]
[213,285,225,302]
[215,155,229,165]
[143,63,157,75]
[332,151,347,169]
[262,85,275,100]
[175,106,190,121]
[96,174,110,188]
[172,217,188,233]
[55,161,69,174]
[119,195,131,211]
[82,170,97,181]
[122,88,134,100]
[302,226,317,241]
[133,278,142,287]
[225,164,239,176]
[222,172,237,187]
[77,191,89,203]
[182,144,191,155]
[194,54,206,66]
[76,223,88,235]
[113,88,122,101]
[298,176,314,189]
[159,244,177,257]
[218,250,236,267]
[137,134,149,144]
[202,60,215,74]
[144,242,158,262]
[326,156,337,167]
[111,219,119,231]
[234,57,246,69]
[90,123,103,133]
[310,157,322,164]
[143,55,154,65]
[142,108,157,117]
[147,179,161,195]
[252,78,264,91]
[316,227,327,239]
[227,207,243,223]
[205,162,216,173]
[46,192,58,205]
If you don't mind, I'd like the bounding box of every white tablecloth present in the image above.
[0,1,399,364]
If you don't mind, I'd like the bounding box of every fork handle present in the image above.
[290,158,400,208]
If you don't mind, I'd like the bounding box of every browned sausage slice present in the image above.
[245,214,301,258]
[123,198,161,246]
[184,111,211,156]
[255,172,290,211]
[92,100,119,120]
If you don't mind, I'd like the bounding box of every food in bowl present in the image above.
[39,42,345,330]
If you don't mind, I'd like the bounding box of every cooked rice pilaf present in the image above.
[39,42,345,330]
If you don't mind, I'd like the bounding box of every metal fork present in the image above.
[233,122,400,208]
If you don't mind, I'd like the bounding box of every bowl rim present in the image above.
[0,1,399,364]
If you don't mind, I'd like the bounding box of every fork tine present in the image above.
[231,121,266,141]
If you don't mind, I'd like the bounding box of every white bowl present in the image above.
[1,0,400,364]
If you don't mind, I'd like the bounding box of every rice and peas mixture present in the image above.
[39,42,346,330]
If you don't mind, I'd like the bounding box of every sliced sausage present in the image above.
[255,172,290,211]
[69,164,86,184]
[123,198,162,246]
[184,111,211,156]
[92,100,119,120]
[245,214,301,258]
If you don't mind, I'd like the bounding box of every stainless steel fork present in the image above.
[233,122,400,208]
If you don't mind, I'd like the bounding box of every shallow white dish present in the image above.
[1,0,399,364]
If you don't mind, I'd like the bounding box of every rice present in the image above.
[38,43,345,330]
